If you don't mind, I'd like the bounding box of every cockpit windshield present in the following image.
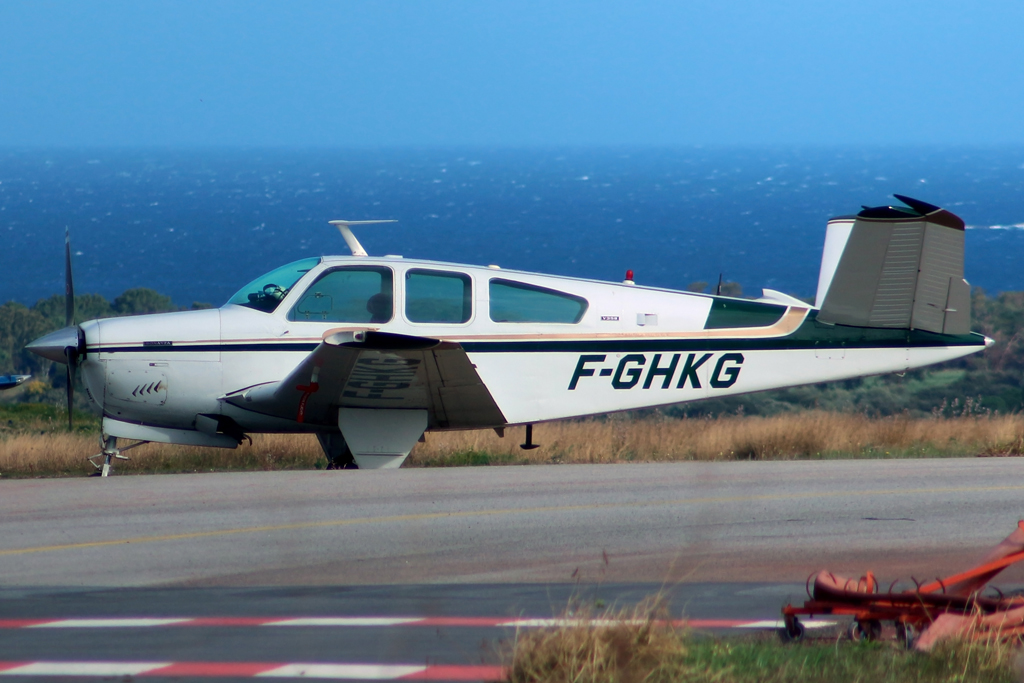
[226,258,321,313]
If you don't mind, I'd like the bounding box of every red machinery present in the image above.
[781,521,1024,650]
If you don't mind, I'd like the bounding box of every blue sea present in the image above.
[2,146,1023,308]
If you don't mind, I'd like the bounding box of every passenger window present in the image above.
[489,279,589,323]
[288,267,394,323]
[405,269,472,324]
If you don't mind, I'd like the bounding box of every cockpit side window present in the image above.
[288,266,394,323]
[226,258,321,313]
[489,279,589,323]
[405,269,472,324]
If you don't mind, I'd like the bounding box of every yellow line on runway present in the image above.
[3,484,1023,557]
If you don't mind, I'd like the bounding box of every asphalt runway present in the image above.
[2,459,1023,678]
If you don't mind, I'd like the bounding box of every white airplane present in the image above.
[26,195,989,476]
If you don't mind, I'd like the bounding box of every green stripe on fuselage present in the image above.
[704,298,787,329]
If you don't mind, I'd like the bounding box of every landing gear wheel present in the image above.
[896,622,917,649]
[328,459,359,470]
[778,617,805,643]
[317,432,358,470]
[848,619,882,642]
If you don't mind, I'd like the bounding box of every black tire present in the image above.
[896,622,917,649]
[325,451,357,470]
[778,618,805,643]
[848,619,882,642]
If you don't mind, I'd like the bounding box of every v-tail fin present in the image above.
[815,195,969,335]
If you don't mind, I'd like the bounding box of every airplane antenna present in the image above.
[716,273,723,296]
[328,219,398,257]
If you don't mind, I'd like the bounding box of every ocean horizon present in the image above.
[2,145,1023,308]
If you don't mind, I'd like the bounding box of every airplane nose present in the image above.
[26,326,83,363]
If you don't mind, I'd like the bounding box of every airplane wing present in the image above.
[221,329,505,430]
[0,375,31,391]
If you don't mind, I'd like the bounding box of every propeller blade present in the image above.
[65,228,75,327]
[64,347,76,430]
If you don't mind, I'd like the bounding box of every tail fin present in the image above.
[815,195,970,335]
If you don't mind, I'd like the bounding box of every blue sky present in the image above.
[1,1,1022,146]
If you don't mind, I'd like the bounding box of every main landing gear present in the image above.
[87,436,148,477]
[317,432,357,470]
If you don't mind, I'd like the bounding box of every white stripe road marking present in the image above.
[0,662,171,676]
[497,618,669,628]
[29,618,193,628]
[2,616,839,631]
[735,620,836,629]
[262,618,425,627]
[255,664,426,679]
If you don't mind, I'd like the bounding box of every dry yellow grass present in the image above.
[409,412,1024,466]
[2,412,1023,477]
[0,432,323,477]
[504,598,692,683]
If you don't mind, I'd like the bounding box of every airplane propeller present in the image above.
[25,228,85,430]
[62,229,84,430]
[64,228,76,429]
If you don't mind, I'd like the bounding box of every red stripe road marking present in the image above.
[0,620,50,628]
[0,663,28,673]
[144,662,283,676]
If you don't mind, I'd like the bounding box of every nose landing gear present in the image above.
[87,436,148,477]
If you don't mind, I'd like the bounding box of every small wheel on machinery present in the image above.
[896,622,917,649]
[778,617,805,643]
[848,619,882,642]
[865,619,883,641]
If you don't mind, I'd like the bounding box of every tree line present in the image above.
[0,289,210,383]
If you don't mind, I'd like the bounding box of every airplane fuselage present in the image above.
[72,255,986,451]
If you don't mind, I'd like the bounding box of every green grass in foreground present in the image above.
[503,598,1020,683]
[506,622,1020,683]
[680,637,1017,683]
